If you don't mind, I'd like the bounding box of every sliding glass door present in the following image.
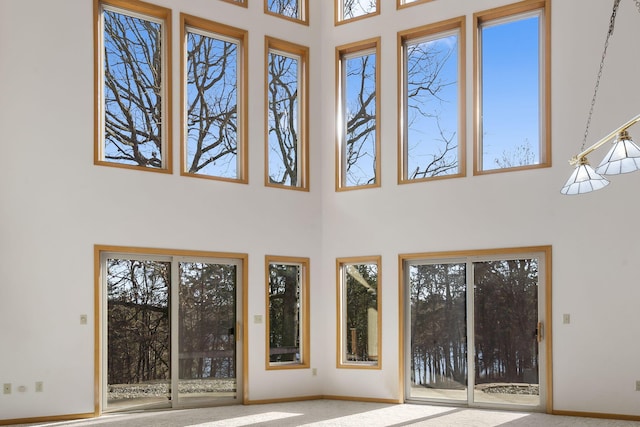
[101,251,244,412]
[403,248,549,411]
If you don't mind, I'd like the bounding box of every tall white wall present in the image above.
[1,0,640,422]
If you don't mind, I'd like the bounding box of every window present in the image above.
[266,256,310,369]
[265,37,309,190]
[400,246,551,411]
[474,0,550,174]
[397,0,433,9]
[335,0,380,25]
[399,17,466,183]
[220,0,247,7]
[95,0,172,172]
[181,14,248,182]
[336,38,380,190]
[265,0,309,25]
[336,256,381,368]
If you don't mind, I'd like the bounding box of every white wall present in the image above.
[1,0,640,422]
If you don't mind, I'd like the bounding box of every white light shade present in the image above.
[560,160,610,195]
[595,131,640,175]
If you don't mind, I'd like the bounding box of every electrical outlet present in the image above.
[36,381,43,392]
[80,314,88,325]
[3,383,11,395]
[636,380,640,391]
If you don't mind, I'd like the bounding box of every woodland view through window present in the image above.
[265,0,307,24]
[336,39,380,190]
[400,18,464,182]
[266,38,308,189]
[337,257,381,368]
[475,1,549,173]
[96,1,171,171]
[266,256,309,368]
[182,15,247,182]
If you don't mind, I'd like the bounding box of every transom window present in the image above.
[265,0,308,25]
[181,14,248,182]
[335,0,380,25]
[266,37,309,190]
[95,0,172,172]
[399,17,466,183]
[336,38,381,190]
[474,0,550,174]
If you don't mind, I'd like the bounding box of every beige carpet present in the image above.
[12,400,640,427]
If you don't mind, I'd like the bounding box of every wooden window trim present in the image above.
[264,36,310,191]
[94,0,173,174]
[264,0,309,26]
[397,16,467,184]
[265,255,311,370]
[473,0,551,175]
[220,0,248,7]
[336,255,382,370]
[335,37,381,191]
[180,14,249,183]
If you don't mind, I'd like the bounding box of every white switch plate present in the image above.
[562,314,570,324]
[80,314,88,325]
[254,315,263,324]
[3,384,10,395]
[36,381,43,392]
[636,380,640,391]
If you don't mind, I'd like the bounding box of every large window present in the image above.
[399,17,466,183]
[181,14,248,182]
[266,256,310,369]
[265,0,308,25]
[336,256,381,368]
[335,0,380,25]
[95,0,172,172]
[265,37,309,190]
[336,38,380,190]
[474,0,550,174]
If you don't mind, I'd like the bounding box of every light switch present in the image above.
[563,313,570,324]
[80,314,88,325]
[254,315,263,324]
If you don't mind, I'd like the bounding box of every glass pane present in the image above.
[343,51,377,187]
[186,31,239,178]
[268,263,302,364]
[179,262,237,404]
[408,263,467,401]
[107,259,170,411]
[103,10,163,168]
[473,259,539,406]
[481,15,540,170]
[344,263,378,364]
[268,50,300,186]
[342,0,377,20]
[405,32,459,179]
[267,0,301,20]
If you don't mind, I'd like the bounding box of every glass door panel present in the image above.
[472,259,539,406]
[408,262,467,401]
[178,262,237,405]
[106,259,171,412]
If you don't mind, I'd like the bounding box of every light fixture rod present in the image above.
[569,113,640,165]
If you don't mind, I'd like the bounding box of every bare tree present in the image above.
[494,139,536,169]
[342,0,377,20]
[186,32,239,177]
[103,10,163,168]
[267,0,300,19]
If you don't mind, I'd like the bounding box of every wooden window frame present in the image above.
[264,0,309,26]
[180,14,249,183]
[335,38,381,191]
[265,255,310,370]
[396,0,434,10]
[220,0,248,8]
[334,0,380,26]
[473,0,551,175]
[265,37,310,191]
[94,0,172,173]
[398,16,467,184]
[336,256,382,369]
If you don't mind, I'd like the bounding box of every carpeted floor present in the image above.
[11,400,640,427]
